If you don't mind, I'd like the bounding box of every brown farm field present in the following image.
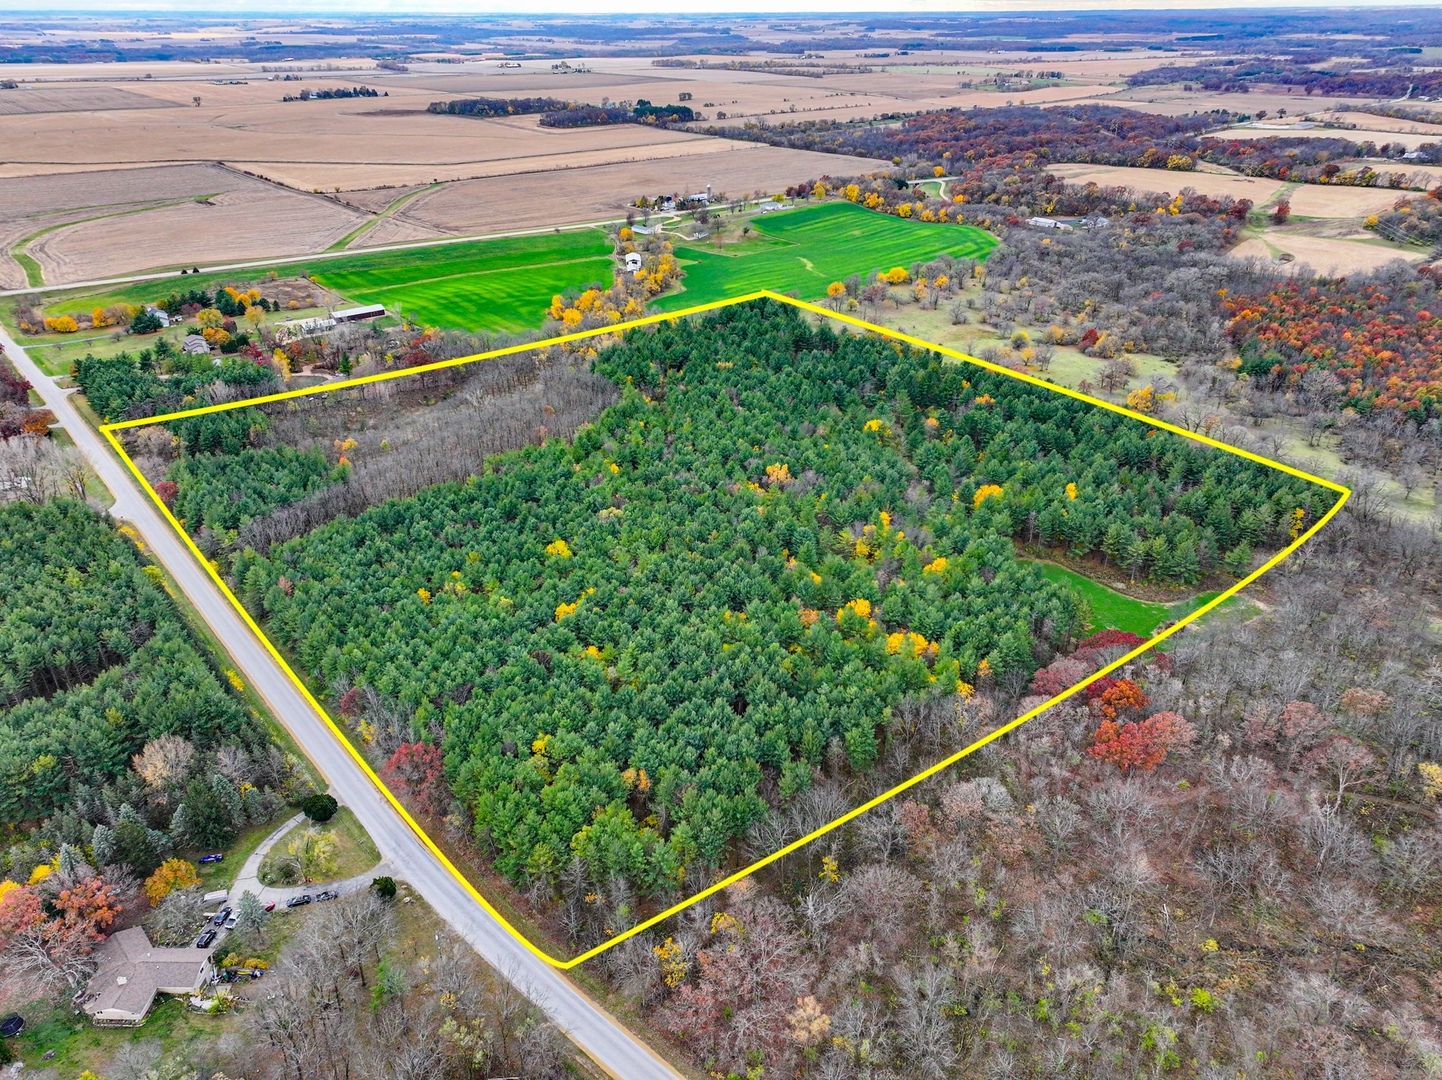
[0,38,1426,291]
[395,144,892,235]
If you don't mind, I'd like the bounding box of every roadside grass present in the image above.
[653,201,997,310]
[258,806,380,885]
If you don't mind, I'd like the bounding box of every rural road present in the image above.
[0,323,685,1080]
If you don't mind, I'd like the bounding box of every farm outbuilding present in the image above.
[624,252,644,273]
[332,303,386,323]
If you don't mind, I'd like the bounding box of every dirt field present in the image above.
[1047,162,1286,204]
[27,179,367,283]
[396,144,891,235]
[0,85,179,115]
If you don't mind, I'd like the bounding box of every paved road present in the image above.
[0,324,684,1080]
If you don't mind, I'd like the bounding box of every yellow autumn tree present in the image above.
[144,858,200,906]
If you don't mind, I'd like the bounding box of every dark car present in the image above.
[285,894,312,908]
[314,890,338,902]
[196,929,217,948]
[0,1014,24,1038]
[198,853,224,864]
[212,906,232,926]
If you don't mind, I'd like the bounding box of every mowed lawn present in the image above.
[313,230,613,333]
[653,201,997,311]
[1034,561,1250,641]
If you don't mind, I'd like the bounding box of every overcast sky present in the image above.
[2,0,1439,12]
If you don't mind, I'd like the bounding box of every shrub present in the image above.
[301,792,338,822]
[371,875,397,899]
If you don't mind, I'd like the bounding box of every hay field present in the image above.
[652,201,996,310]
[311,230,614,333]
[1047,163,1285,204]
[399,144,892,235]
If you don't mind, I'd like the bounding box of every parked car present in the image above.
[198,853,224,864]
[263,900,276,912]
[0,1014,25,1038]
[224,915,239,929]
[314,890,338,902]
[196,929,217,948]
[212,906,232,926]
[285,894,312,908]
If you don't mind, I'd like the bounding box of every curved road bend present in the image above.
[0,324,684,1080]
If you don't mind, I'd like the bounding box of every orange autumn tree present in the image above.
[1094,678,1149,722]
[1090,710,1197,773]
[143,858,200,906]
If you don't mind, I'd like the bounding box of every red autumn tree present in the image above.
[385,741,447,815]
[153,480,178,505]
[1089,710,1196,773]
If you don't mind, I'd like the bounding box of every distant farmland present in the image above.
[312,230,613,334]
[653,202,998,311]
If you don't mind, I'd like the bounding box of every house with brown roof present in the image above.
[76,926,215,1026]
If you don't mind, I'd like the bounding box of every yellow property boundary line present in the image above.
[101,290,1348,969]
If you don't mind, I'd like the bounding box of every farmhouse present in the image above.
[332,304,386,323]
[181,334,210,356]
[77,927,216,1027]
[143,307,172,327]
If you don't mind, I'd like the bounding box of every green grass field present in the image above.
[653,202,997,311]
[1034,561,1250,639]
[33,230,614,336]
[311,230,613,333]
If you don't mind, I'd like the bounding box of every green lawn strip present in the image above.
[258,806,381,884]
[13,248,43,288]
[653,201,996,310]
[329,183,442,252]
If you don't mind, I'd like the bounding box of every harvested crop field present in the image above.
[1047,163,1285,205]
[0,84,178,115]
[30,182,368,284]
[312,229,614,333]
[1229,233,1425,275]
[1284,184,1404,219]
[396,144,891,235]
[652,201,996,310]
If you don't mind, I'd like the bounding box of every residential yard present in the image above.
[258,806,380,885]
